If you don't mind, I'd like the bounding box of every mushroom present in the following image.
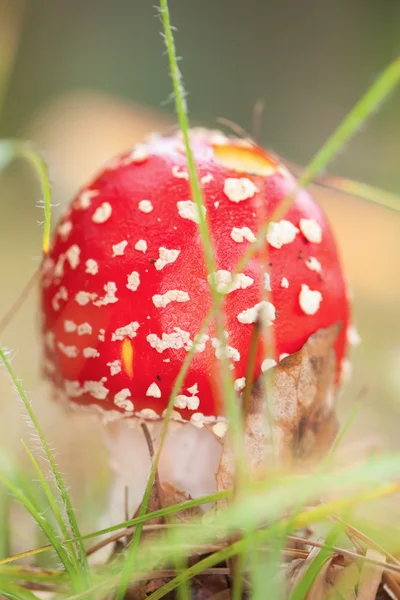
[40,128,350,526]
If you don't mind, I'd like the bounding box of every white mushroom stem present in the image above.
[158,421,223,499]
[96,418,222,552]
[101,419,152,525]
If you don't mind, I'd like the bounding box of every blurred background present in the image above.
[0,0,399,553]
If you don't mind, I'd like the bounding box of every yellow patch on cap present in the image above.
[213,143,277,177]
[121,338,134,379]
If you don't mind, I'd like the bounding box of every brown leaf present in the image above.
[286,558,309,587]
[357,549,386,600]
[288,544,337,600]
[263,323,341,468]
[216,324,341,498]
[124,583,149,600]
[203,590,231,600]
[158,481,203,523]
[191,572,231,600]
[383,572,400,599]
[305,558,335,600]
[326,562,359,600]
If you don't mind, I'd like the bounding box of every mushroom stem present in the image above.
[101,418,223,527]
[158,421,223,500]
[101,418,152,524]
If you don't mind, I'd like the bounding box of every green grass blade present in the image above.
[0,139,50,333]
[0,469,76,586]
[20,441,79,567]
[0,140,52,255]
[230,57,400,280]
[117,2,245,597]
[67,455,400,599]
[145,484,398,600]
[0,483,10,560]
[286,158,400,212]
[159,0,245,429]
[76,493,395,600]
[0,348,91,590]
[146,538,246,600]
[250,397,363,598]
[117,66,400,596]
[63,489,228,544]
[19,143,52,255]
[0,546,51,566]
[250,534,286,600]
[314,175,400,213]
[0,582,42,600]
[0,565,67,584]
[173,555,191,600]
[300,57,400,188]
[15,454,400,598]
[0,489,231,566]
[158,0,244,451]
[289,521,345,600]
[116,315,217,596]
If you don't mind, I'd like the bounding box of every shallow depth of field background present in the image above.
[0,0,400,548]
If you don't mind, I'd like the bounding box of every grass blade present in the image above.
[66,455,400,599]
[157,0,244,447]
[286,159,400,213]
[117,39,400,600]
[0,139,51,333]
[318,175,400,212]
[289,521,345,600]
[230,57,400,281]
[117,2,245,597]
[0,564,67,584]
[0,140,52,254]
[144,482,400,600]
[0,468,76,586]
[0,484,10,560]
[0,348,91,591]
[300,57,400,188]
[0,489,231,566]
[0,582,42,600]
[250,534,286,600]
[20,441,78,560]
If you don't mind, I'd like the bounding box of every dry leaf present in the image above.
[288,543,337,599]
[204,590,231,600]
[383,572,400,599]
[357,549,386,600]
[124,583,149,600]
[378,585,397,600]
[216,324,341,498]
[305,557,336,600]
[263,322,341,468]
[191,572,231,600]
[326,561,359,600]
[159,481,203,523]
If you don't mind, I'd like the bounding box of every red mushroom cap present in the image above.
[40,129,350,425]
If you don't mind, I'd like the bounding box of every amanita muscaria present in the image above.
[40,128,351,519]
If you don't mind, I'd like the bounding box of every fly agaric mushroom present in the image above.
[40,128,351,521]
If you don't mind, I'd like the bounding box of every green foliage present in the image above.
[0,349,92,595]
